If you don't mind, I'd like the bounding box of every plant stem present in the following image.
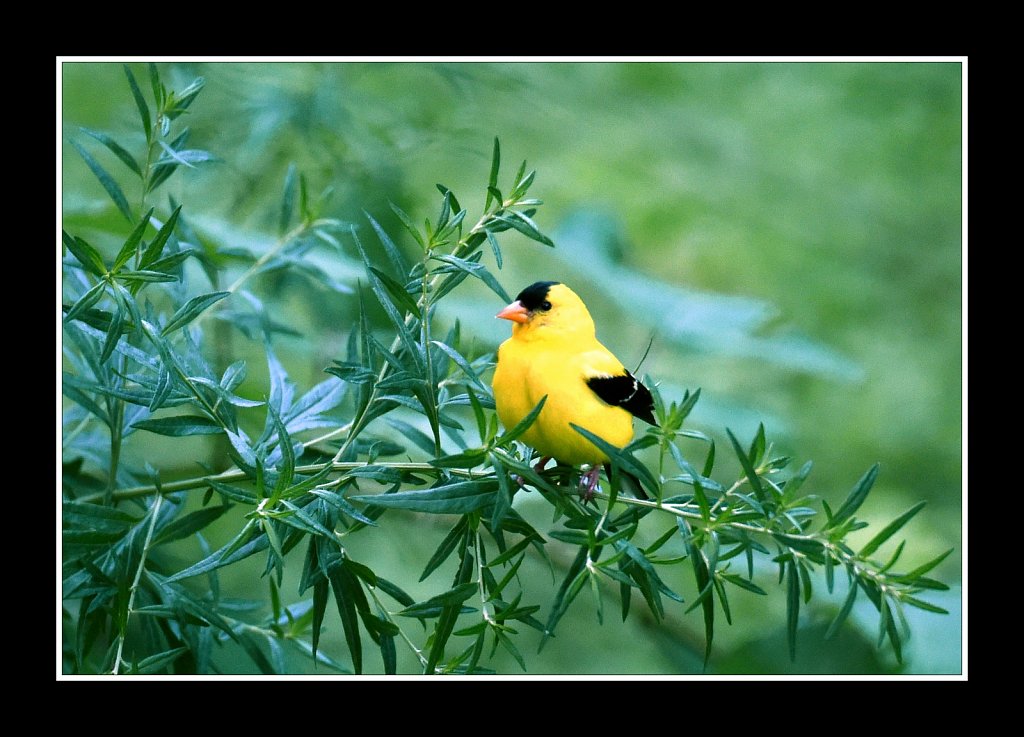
[366,586,428,668]
[111,493,163,674]
[223,221,312,296]
[104,373,125,506]
[475,530,495,625]
[77,461,470,504]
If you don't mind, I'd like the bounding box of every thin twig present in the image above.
[111,493,164,674]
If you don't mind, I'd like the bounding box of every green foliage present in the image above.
[61,64,950,676]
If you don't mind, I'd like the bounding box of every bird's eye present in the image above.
[540,300,552,311]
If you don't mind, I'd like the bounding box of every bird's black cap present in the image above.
[516,281,560,310]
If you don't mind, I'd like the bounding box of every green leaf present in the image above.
[280,163,297,235]
[63,280,107,323]
[70,139,133,223]
[133,646,188,675]
[364,210,407,277]
[146,249,196,274]
[167,75,206,118]
[898,547,954,581]
[267,404,295,497]
[415,515,468,585]
[429,448,487,469]
[828,463,880,528]
[494,210,554,247]
[350,479,497,515]
[398,582,478,619]
[431,340,489,392]
[375,578,415,608]
[325,361,377,386]
[571,424,659,495]
[389,202,425,249]
[147,62,163,108]
[156,142,217,168]
[63,501,139,531]
[426,543,474,674]
[726,428,767,506]
[369,267,421,318]
[166,524,268,582]
[118,269,178,283]
[858,501,926,558]
[98,302,124,363]
[487,536,538,569]
[161,291,230,336]
[786,560,800,661]
[327,563,363,674]
[485,137,501,211]
[719,572,767,595]
[123,65,152,142]
[490,453,514,531]
[111,208,155,272]
[140,206,182,268]
[80,127,142,178]
[310,490,377,526]
[353,230,422,370]
[308,580,328,656]
[433,253,512,303]
[152,504,231,547]
[540,547,589,652]
[486,230,503,269]
[62,231,107,277]
[771,533,825,557]
[510,168,536,199]
[901,595,949,615]
[746,422,765,467]
[131,415,223,436]
[825,577,859,640]
[495,396,546,447]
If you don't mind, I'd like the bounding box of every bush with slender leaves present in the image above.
[61,64,950,675]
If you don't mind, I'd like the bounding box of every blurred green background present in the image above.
[61,61,963,674]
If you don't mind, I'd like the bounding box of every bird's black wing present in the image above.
[586,371,658,426]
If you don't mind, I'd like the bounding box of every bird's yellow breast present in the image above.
[492,334,636,466]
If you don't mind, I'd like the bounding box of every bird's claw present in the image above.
[579,467,601,505]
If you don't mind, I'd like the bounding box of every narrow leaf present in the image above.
[131,415,223,436]
[364,210,408,277]
[328,563,363,674]
[280,163,297,235]
[112,208,155,272]
[350,479,497,515]
[726,428,767,506]
[80,127,142,178]
[70,139,133,222]
[124,65,152,141]
[62,231,106,277]
[161,291,230,336]
[786,560,800,661]
[858,501,927,558]
[495,396,546,447]
[140,206,182,268]
[829,463,880,528]
[485,137,501,210]
[63,280,107,323]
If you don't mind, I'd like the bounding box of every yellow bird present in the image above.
[492,281,657,500]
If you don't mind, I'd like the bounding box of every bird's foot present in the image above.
[514,456,552,490]
[579,466,601,504]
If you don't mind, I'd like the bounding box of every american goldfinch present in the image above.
[492,281,657,500]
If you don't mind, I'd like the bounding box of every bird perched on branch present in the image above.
[492,281,657,501]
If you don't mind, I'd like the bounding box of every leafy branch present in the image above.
[62,67,948,675]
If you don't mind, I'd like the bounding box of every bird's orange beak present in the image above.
[496,300,531,324]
